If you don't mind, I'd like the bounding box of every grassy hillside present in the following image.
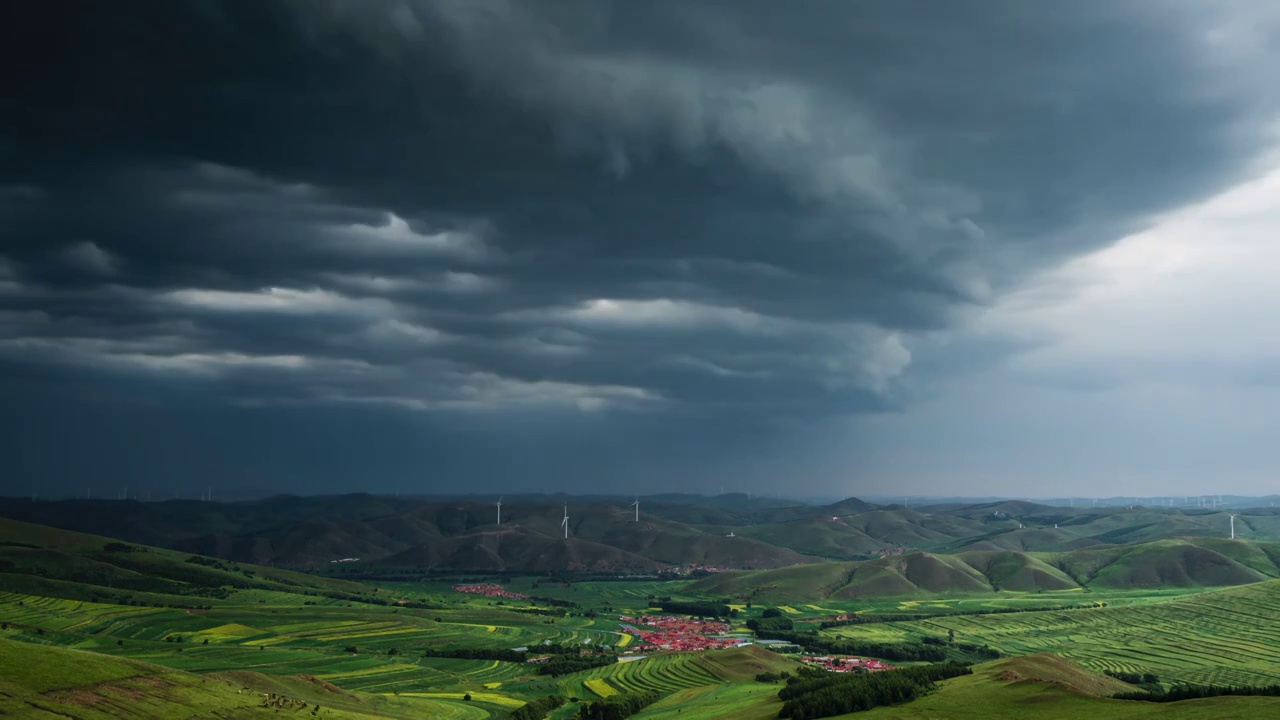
[0,635,494,719]
[0,517,383,606]
[628,653,1280,719]
[690,539,1280,600]
[851,654,1280,719]
[827,578,1280,687]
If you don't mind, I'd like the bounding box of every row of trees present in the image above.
[576,690,662,720]
[1113,683,1280,702]
[1104,670,1160,685]
[655,600,731,618]
[422,647,527,662]
[749,626,957,663]
[920,635,1002,659]
[746,615,794,635]
[510,694,567,720]
[818,603,1104,630]
[777,662,973,719]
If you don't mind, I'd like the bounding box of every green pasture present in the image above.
[823,579,1280,687]
[849,655,1280,720]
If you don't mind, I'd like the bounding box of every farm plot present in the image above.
[827,579,1280,687]
[633,683,783,720]
[560,653,726,699]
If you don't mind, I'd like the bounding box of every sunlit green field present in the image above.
[9,562,1280,720]
[820,579,1280,687]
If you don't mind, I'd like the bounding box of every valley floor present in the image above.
[5,515,1280,719]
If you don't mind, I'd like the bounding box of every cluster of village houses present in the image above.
[619,615,741,652]
[448,585,894,672]
[800,655,894,673]
[451,583,529,599]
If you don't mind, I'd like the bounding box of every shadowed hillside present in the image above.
[1,495,1276,573]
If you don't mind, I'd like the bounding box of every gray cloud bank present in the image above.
[3,1,1279,495]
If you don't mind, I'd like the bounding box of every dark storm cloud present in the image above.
[2,0,1279,493]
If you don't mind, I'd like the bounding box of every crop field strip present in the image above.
[0,591,577,649]
[0,589,574,696]
[839,580,1280,687]
[561,652,726,698]
[633,683,783,720]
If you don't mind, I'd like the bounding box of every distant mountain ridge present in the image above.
[1,494,1277,574]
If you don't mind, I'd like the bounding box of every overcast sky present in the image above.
[5,1,1280,499]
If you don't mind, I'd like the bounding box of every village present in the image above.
[451,583,529,600]
[450,586,895,671]
[800,655,895,673]
[619,614,742,652]
[663,564,729,576]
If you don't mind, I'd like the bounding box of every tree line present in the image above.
[510,694,568,720]
[818,603,1103,629]
[655,600,731,618]
[422,647,527,662]
[575,690,662,719]
[751,627,956,663]
[777,662,973,719]
[1114,683,1280,702]
[1104,670,1159,685]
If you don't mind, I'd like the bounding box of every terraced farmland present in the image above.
[634,684,784,720]
[829,579,1280,687]
[562,653,727,698]
[0,590,562,696]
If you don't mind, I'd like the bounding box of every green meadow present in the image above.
[820,579,1280,688]
[7,515,1280,719]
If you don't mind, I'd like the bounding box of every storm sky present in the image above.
[5,1,1280,498]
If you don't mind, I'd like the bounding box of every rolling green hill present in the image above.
[629,653,1280,719]
[851,653,1280,719]
[0,517,375,606]
[0,635,496,719]
[826,578,1280,688]
[691,538,1280,600]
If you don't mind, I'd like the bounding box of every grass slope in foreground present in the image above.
[0,635,495,719]
[627,654,1280,720]
[689,538,1280,601]
[852,654,1280,720]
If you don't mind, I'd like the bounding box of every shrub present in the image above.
[511,695,567,720]
[576,690,661,720]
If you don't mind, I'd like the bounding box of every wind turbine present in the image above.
[561,505,569,540]
[631,496,640,522]
[496,496,503,525]
[1229,513,1237,540]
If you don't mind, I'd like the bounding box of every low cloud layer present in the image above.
[4,1,1280,496]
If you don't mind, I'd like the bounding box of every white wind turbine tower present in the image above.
[561,505,569,540]
[631,496,640,522]
[1229,513,1238,540]
[496,496,503,525]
